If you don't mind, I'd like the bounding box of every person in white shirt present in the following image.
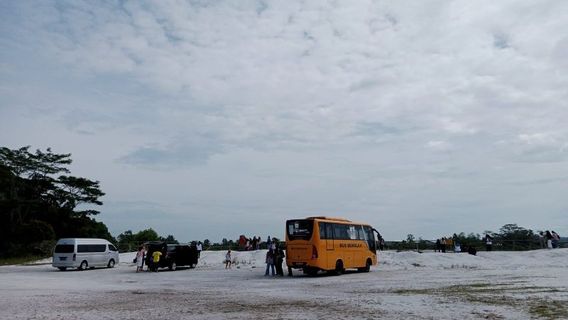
[196,242,202,258]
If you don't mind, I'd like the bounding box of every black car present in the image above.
[145,242,198,271]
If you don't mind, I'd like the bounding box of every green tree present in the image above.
[161,235,179,244]
[0,146,109,258]
[497,224,536,250]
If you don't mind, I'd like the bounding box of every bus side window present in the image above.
[326,223,334,240]
[319,223,326,239]
[357,226,366,240]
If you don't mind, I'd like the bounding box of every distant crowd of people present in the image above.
[434,233,487,255]
[540,230,561,249]
[238,235,264,251]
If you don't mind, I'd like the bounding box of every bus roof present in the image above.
[305,216,351,222]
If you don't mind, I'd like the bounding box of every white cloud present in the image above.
[425,140,452,151]
[2,0,568,240]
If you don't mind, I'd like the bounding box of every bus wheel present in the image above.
[305,268,318,276]
[334,260,344,275]
[358,259,371,272]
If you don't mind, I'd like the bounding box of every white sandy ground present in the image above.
[0,249,567,320]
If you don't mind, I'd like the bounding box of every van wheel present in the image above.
[107,259,115,268]
[169,262,177,271]
[58,267,67,271]
[358,259,371,272]
[334,260,344,275]
[79,261,88,270]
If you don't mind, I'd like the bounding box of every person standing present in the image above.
[196,241,202,258]
[485,234,493,252]
[551,231,560,248]
[545,231,553,249]
[275,247,285,276]
[435,239,441,252]
[265,249,275,276]
[151,250,162,272]
[225,250,232,269]
[135,246,145,273]
[441,237,447,253]
[452,234,461,253]
[539,232,546,249]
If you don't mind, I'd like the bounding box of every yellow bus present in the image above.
[285,216,379,276]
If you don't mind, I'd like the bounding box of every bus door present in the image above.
[365,227,377,254]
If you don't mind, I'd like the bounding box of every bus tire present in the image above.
[358,259,371,272]
[334,260,344,275]
[305,267,318,276]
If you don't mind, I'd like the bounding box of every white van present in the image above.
[52,238,119,271]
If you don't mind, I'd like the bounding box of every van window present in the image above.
[54,244,74,253]
[108,244,117,252]
[78,244,107,253]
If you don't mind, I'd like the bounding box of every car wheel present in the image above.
[79,261,88,270]
[107,259,115,268]
[169,262,177,271]
[57,267,67,271]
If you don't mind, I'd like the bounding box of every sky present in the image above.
[1,0,567,243]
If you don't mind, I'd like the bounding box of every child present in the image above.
[225,250,232,269]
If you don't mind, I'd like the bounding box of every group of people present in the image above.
[238,235,263,251]
[434,233,488,254]
[540,230,561,249]
[264,246,286,276]
[224,236,286,276]
[434,236,455,253]
[134,245,163,272]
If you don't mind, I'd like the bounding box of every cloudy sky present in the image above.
[1,0,567,242]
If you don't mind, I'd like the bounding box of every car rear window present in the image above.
[54,244,74,253]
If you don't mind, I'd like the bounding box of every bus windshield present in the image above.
[287,220,314,240]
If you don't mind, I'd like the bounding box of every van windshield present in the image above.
[54,244,74,253]
[287,220,314,240]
